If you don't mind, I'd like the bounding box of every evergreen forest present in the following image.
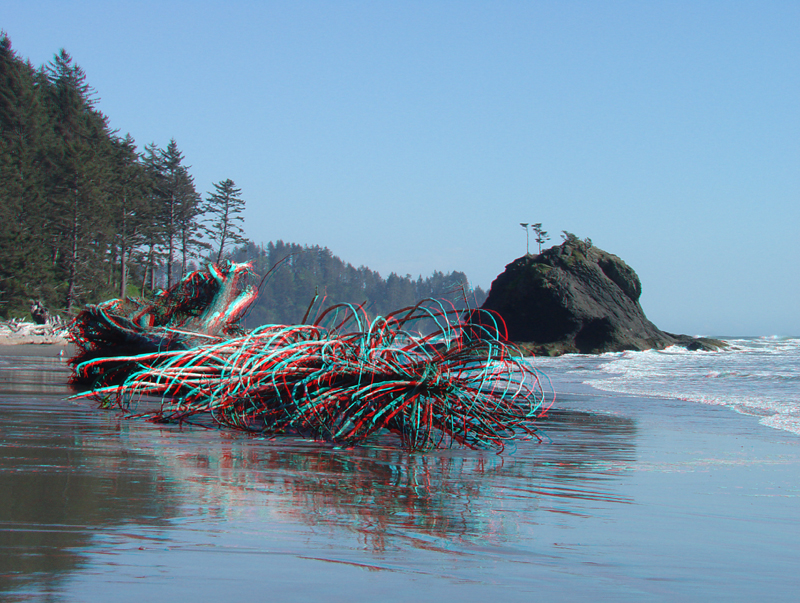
[231,241,486,327]
[0,34,486,323]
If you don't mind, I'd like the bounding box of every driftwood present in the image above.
[30,300,49,325]
[68,261,553,452]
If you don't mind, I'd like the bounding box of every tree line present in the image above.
[0,34,246,317]
[0,34,487,323]
[230,241,487,328]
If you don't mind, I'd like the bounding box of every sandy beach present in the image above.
[1,346,798,601]
[0,322,73,357]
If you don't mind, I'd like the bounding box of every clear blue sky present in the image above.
[4,1,798,335]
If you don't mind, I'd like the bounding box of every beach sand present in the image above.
[0,322,73,359]
[0,322,69,345]
[549,390,799,600]
[0,347,798,601]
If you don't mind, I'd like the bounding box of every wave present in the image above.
[579,338,800,436]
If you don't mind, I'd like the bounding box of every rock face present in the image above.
[473,239,722,355]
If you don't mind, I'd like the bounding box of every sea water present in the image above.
[532,337,800,437]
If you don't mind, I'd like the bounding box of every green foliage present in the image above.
[151,139,205,288]
[559,231,593,264]
[532,223,550,254]
[0,33,54,312]
[0,34,212,316]
[0,34,487,323]
[45,49,117,311]
[229,242,488,328]
[203,178,247,264]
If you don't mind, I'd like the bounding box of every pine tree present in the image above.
[0,33,52,314]
[109,134,148,297]
[147,139,203,287]
[45,49,114,312]
[0,36,211,314]
[203,178,248,264]
[138,142,167,293]
[230,241,487,328]
[532,223,550,254]
[159,140,183,287]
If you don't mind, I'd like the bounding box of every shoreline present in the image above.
[0,322,72,356]
[0,341,75,357]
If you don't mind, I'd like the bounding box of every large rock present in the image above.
[471,238,722,355]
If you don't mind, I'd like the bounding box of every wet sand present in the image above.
[1,349,798,601]
[0,342,74,357]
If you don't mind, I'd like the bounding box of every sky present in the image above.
[3,1,798,336]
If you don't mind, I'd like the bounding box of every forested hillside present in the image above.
[0,34,222,316]
[230,241,487,327]
[0,34,486,324]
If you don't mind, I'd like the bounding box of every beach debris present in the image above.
[1,318,69,341]
[69,262,552,452]
[30,300,49,325]
[69,261,257,385]
[74,300,550,451]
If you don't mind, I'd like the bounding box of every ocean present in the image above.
[531,337,800,437]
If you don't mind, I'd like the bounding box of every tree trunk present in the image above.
[140,249,149,296]
[119,199,127,297]
[167,192,175,288]
[149,245,156,292]
[181,230,188,279]
[108,242,117,288]
[64,182,79,313]
[119,244,127,297]
[216,230,226,264]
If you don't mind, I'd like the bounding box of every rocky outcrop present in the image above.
[470,239,723,355]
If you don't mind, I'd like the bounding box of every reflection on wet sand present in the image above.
[0,355,182,599]
[1,352,637,596]
[123,407,637,552]
[0,352,74,396]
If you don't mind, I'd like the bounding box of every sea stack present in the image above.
[472,237,722,355]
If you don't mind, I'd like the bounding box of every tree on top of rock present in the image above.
[532,223,550,253]
[561,231,592,253]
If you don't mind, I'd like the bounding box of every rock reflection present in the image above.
[537,409,639,477]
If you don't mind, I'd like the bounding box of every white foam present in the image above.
[584,338,800,436]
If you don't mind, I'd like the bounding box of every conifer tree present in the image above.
[160,140,183,287]
[203,178,248,263]
[532,223,550,254]
[230,241,487,327]
[0,36,210,314]
[109,134,148,297]
[45,49,114,312]
[0,33,52,313]
[149,139,203,287]
[138,142,167,293]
